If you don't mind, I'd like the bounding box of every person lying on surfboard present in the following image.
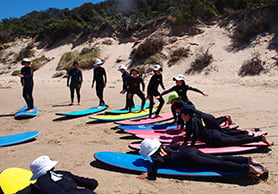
[16,156,98,194]
[137,138,269,181]
[147,64,165,118]
[180,104,273,147]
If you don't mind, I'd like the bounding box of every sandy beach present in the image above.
[1,24,278,194]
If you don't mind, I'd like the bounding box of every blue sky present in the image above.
[0,0,106,21]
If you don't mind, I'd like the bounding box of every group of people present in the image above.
[16,58,272,191]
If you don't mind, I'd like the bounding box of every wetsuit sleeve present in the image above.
[160,75,165,90]
[103,68,107,84]
[79,70,83,84]
[92,69,96,85]
[140,77,145,91]
[190,117,202,146]
[160,86,175,96]
[148,153,164,180]
[59,171,98,191]
[188,86,205,95]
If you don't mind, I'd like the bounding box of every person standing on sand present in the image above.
[126,69,146,112]
[67,61,83,105]
[92,58,107,106]
[118,64,134,110]
[16,155,98,194]
[147,64,165,118]
[18,58,34,112]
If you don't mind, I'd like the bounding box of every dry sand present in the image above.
[0,24,278,194]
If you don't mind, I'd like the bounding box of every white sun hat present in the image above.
[118,65,127,71]
[173,74,185,81]
[30,155,58,180]
[139,138,161,158]
[153,64,161,71]
[94,58,103,66]
[21,58,32,65]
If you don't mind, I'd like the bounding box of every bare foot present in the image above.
[27,109,34,112]
[262,135,273,146]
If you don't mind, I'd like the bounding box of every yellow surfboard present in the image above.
[0,167,36,194]
[89,108,157,121]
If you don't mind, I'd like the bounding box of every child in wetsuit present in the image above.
[67,61,83,105]
[147,64,165,118]
[92,59,107,106]
[126,69,146,112]
[19,58,34,112]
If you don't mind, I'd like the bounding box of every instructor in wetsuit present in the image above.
[19,58,34,112]
[92,59,107,106]
[67,61,83,105]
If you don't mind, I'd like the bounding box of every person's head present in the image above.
[118,65,127,73]
[72,61,79,68]
[180,104,195,122]
[167,92,179,105]
[21,58,32,66]
[30,155,58,180]
[173,74,185,86]
[94,58,103,67]
[130,69,139,77]
[153,64,162,74]
[139,138,161,158]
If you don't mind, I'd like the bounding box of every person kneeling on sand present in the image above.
[137,138,269,181]
[17,155,98,194]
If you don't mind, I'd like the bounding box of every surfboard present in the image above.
[14,105,38,119]
[0,167,36,194]
[133,130,269,146]
[128,143,261,154]
[89,108,157,121]
[94,151,259,177]
[56,105,107,116]
[105,102,150,114]
[115,112,173,125]
[0,131,40,147]
[117,122,180,131]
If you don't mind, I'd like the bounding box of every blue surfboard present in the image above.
[94,151,255,177]
[105,102,150,114]
[0,131,40,146]
[14,105,38,119]
[56,105,107,116]
[117,122,181,131]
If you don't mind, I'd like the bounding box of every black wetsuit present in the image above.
[92,66,107,106]
[147,74,165,117]
[171,100,187,130]
[184,111,262,147]
[67,68,83,104]
[161,83,205,105]
[21,66,34,110]
[127,76,145,112]
[148,143,250,179]
[121,71,134,109]
[16,170,98,194]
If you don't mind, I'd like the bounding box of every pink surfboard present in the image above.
[114,112,173,125]
[128,143,262,154]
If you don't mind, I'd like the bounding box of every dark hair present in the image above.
[130,69,139,74]
[180,104,195,115]
[73,61,79,66]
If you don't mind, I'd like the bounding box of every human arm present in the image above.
[59,171,98,191]
[188,86,208,96]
